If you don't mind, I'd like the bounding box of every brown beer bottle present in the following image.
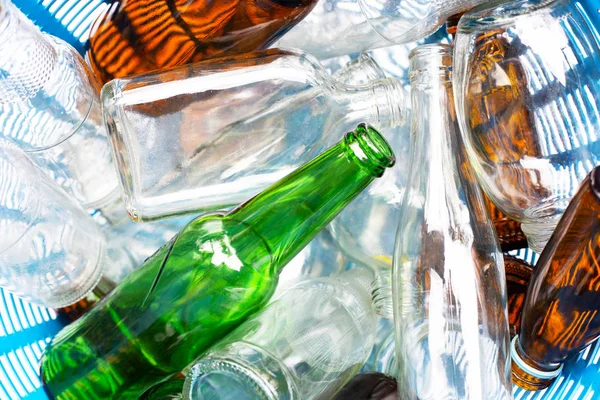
[87,0,317,84]
[512,166,600,390]
[504,253,534,339]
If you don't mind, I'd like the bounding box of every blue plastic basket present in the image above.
[0,289,66,399]
[11,0,108,55]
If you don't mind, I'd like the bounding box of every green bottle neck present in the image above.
[225,124,395,274]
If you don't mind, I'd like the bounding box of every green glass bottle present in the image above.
[40,123,395,399]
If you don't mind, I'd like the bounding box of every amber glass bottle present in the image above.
[504,254,534,339]
[87,0,317,84]
[464,29,548,212]
[512,166,600,390]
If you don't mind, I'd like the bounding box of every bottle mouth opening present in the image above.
[408,45,453,80]
[345,124,395,178]
[458,0,558,33]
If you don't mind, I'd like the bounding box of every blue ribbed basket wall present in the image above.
[11,0,108,54]
[0,289,66,399]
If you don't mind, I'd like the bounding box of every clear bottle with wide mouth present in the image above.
[392,44,511,399]
[273,0,488,59]
[102,48,406,222]
[0,0,121,220]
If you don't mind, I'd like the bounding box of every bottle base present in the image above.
[520,219,559,253]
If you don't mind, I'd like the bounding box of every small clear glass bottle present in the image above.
[102,49,406,221]
[274,0,488,59]
[183,268,377,400]
[392,44,511,399]
[0,0,120,216]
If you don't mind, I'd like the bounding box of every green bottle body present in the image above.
[40,124,395,399]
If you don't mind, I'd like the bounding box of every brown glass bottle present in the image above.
[504,254,534,339]
[464,29,550,212]
[87,0,317,84]
[512,166,600,391]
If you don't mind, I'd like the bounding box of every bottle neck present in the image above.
[408,46,456,196]
[332,53,386,86]
[0,0,56,103]
[226,124,394,274]
[336,77,407,129]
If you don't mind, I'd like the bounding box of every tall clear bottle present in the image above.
[273,0,488,59]
[0,0,120,216]
[41,124,395,399]
[392,45,511,399]
[102,49,406,221]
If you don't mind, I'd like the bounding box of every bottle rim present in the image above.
[408,44,453,82]
[343,124,395,178]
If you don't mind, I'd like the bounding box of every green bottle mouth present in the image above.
[344,123,395,178]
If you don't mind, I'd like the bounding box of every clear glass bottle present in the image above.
[453,0,600,253]
[392,44,511,399]
[87,0,318,85]
[273,0,488,59]
[512,166,600,391]
[41,124,395,399]
[0,140,106,308]
[0,0,120,216]
[102,48,406,221]
[183,268,377,400]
